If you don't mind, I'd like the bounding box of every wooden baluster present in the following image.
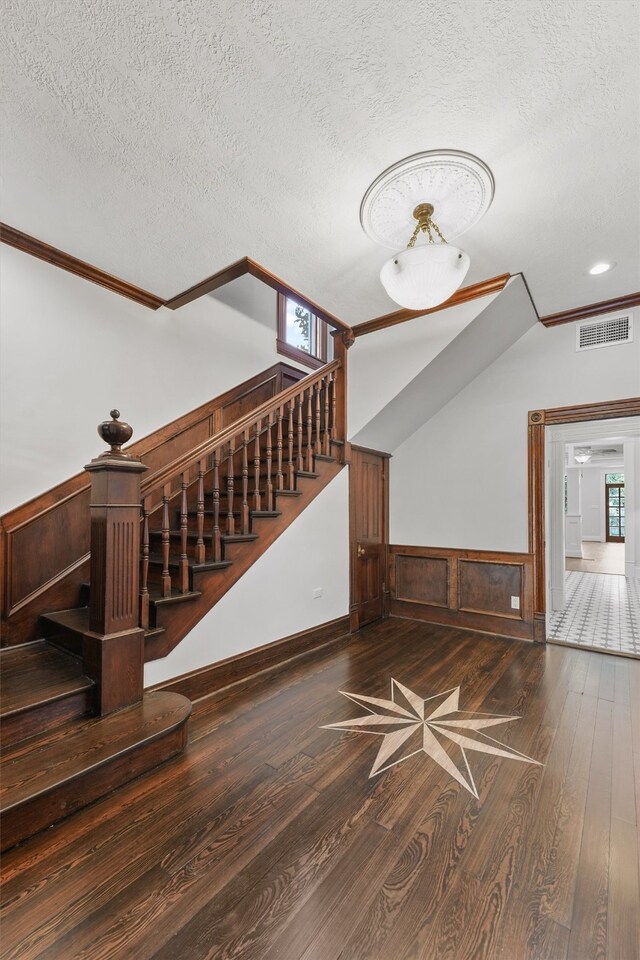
[296,391,304,472]
[179,469,189,593]
[253,419,262,512]
[212,448,222,562]
[323,375,331,456]
[306,387,314,472]
[314,380,322,455]
[287,401,295,489]
[161,482,172,598]
[276,406,284,491]
[139,495,150,630]
[265,412,274,511]
[330,371,337,443]
[195,458,206,564]
[226,441,235,536]
[241,429,250,535]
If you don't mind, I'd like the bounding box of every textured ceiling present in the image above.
[2,0,639,323]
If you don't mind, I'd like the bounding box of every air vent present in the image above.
[576,313,633,351]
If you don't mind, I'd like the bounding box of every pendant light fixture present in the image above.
[360,150,495,310]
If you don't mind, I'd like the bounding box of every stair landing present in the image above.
[1,690,191,852]
[0,641,94,748]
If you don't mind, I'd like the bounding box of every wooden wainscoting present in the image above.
[389,545,535,641]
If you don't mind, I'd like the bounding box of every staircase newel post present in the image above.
[83,410,147,716]
[333,329,354,460]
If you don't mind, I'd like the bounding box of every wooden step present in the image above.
[0,641,94,749]
[40,607,166,649]
[0,691,191,852]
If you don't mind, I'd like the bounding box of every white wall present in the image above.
[144,468,349,687]
[390,314,640,552]
[580,468,601,540]
[348,292,499,440]
[0,247,302,513]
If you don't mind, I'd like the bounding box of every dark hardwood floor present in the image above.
[2,619,639,959]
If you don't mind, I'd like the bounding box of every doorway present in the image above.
[349,446,389,631]
[605,479,625,542]
[527,400,640,650]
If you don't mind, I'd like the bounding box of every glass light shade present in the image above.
[574,454,591,464]
[380,244,470,310]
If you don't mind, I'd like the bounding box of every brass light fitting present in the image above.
[407,203,448,248]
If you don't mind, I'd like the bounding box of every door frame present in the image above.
[527,397,640,640]
[349,444,391,632]
[605,481,625,543]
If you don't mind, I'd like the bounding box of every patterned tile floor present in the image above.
[548,571,640,656]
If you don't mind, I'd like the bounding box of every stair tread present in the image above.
[0,642,93,719]
[149,589,202,606]
[40,605,169,638]
[40,607,90,632]
[0,691,191,812]
[221,533,259,543]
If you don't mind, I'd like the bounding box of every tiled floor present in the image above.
[548,570,640,656]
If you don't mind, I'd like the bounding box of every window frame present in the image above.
[277,293,328,369]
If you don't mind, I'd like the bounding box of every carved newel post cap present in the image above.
[97,409,133,458]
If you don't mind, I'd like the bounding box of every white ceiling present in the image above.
[2,0,639,323]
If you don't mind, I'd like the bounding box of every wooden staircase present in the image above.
[0,356,347,851]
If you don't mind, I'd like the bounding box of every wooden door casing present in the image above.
[605,482,625,542]
[349,446,389,630]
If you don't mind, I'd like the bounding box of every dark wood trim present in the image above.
[163,257,251,309]
[540,291,640,327]
[350,444,392,458]
[389,544,535,642]
[2,225,356,344]
[0,223,165,310]
[1,362,306,645]
[165,255,354,339]
[276,339,324,369]
[527,396,640,639]
[537,397,640,426]
[351,274,510,338]
[150,615,350,701]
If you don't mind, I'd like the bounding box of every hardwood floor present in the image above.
[566,541,625,575]
[2,619,639,959]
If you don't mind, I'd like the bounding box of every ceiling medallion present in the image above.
[322,680,541,798]
[360,150,495,311]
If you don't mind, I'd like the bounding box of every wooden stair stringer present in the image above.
[146,456,344,661]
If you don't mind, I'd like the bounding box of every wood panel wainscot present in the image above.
[389,545,535,641]
[0,363,305,647]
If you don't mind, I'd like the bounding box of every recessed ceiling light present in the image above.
[589,262,613,275]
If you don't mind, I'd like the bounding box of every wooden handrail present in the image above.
[141,359,341,497]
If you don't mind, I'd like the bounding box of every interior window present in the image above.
[277,293,329,368]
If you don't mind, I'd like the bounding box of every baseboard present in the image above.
[390,600,534,641]
[151,615,351,701]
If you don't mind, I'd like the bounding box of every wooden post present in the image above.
[332,329,353,460]
[83,410,147,715]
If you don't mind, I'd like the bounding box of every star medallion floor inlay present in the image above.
[322,680,541,797]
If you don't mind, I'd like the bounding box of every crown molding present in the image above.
[0,223,165,310]
[351,274,511,338]
[165,256,351,335]
[540,291,640,327]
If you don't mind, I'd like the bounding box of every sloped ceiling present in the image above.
[2,0,639,322]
